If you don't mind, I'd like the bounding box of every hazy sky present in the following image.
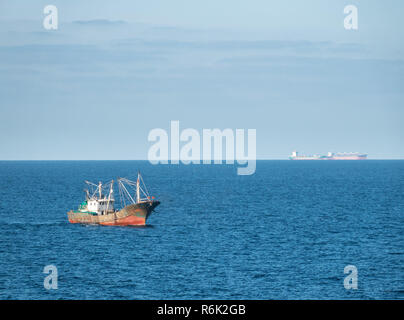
[0,0,403,159]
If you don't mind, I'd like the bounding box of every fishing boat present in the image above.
[67,172,160,226]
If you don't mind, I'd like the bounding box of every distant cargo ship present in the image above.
[289,151,367,160]
[67,172,160,226]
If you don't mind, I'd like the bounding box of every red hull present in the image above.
[68,215,147,226]
[67,201,160,227]
[99,215,146,226]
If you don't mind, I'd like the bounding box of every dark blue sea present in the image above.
[0,160,403,300]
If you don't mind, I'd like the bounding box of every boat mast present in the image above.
[98,181,102,199]
[106,180,113,213]
[136,172,140,203]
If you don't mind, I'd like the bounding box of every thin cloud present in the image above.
[72,19,127,26]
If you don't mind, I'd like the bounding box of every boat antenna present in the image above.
[105,180,113,214]
[136,171,140,203]
[98,181,102,199]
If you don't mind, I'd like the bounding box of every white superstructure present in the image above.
[77,173,150,215]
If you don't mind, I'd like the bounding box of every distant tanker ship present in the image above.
[289,151,367,160]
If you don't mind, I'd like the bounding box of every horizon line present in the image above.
[1,159,404,161]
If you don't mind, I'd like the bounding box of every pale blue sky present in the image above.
[0,0,403,159]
